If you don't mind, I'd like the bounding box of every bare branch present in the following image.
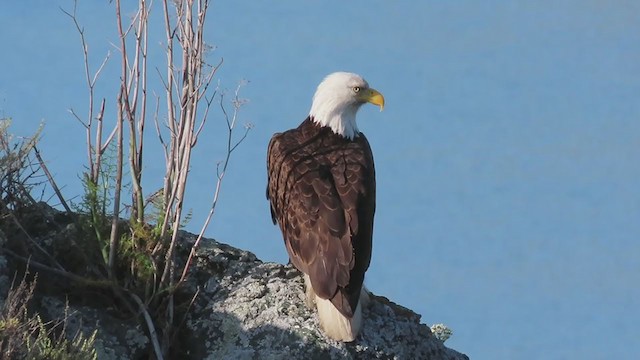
[93,98,106,181]
[0,200,65,272]
[67,108,88,128]
[179,81,250,284]
[100,129,118,156]
[230,123,252,154]
[61,0,111,181]
[33,146,72,214]
[153,92,169,160]
[62,1,249,356]
[128,292,164,360]
[4,248,92,285]
[91,50,112,87]
[191,89,215,146]
[107,88,125,280]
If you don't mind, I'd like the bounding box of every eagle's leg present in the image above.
[303,273,316,309]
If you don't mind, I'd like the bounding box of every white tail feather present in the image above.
[303,274,366,342]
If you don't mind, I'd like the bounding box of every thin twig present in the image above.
[62,0,111,180]
[179,82,250,284]
[98,99,118,155]
[32,146,72,214]
[171,286,200,344]
[108,88,125,280]
[4,247,138,317]
[4,248,94,285]
[67,108,88,128]
[0,200,65,271]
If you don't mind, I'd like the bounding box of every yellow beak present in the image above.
[360,88,385,111]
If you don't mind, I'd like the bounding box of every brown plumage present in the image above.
[267,116,376,319]
[267,72,383,341]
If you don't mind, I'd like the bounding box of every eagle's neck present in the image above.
[309,102,360,140]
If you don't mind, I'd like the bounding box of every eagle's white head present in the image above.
[309,72,385,140]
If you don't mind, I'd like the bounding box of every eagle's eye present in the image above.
[352,86,361,93]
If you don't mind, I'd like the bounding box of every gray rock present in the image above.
[40,296,149,360]
[1,204,467,359]
[180,238,468,360]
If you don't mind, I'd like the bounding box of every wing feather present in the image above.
[267,119,375,318]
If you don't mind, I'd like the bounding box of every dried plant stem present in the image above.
[56,1,248,357]
[108,90,125,279]
[0,201,65,272]
[128,292,164,360]
[61,0,112,185]
[32,146,72,214]
[157,0,215,289]
[179,85,250,284]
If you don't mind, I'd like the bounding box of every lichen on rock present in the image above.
[179,237,468,360]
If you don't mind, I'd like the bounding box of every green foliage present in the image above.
[144,188,167,239]
[79,173,111,261]
[180,208,193,229]
[72,141,120,266]
[25,315,98,360]
[120,222,158,288]
[0,276,97,360]
[71,145,172,296]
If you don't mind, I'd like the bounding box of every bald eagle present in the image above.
[266,72,384,341]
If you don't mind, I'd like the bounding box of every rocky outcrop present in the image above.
[0,203,468,359]
[179,235,467,359]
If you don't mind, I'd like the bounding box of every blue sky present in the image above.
[2,1,639,358]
